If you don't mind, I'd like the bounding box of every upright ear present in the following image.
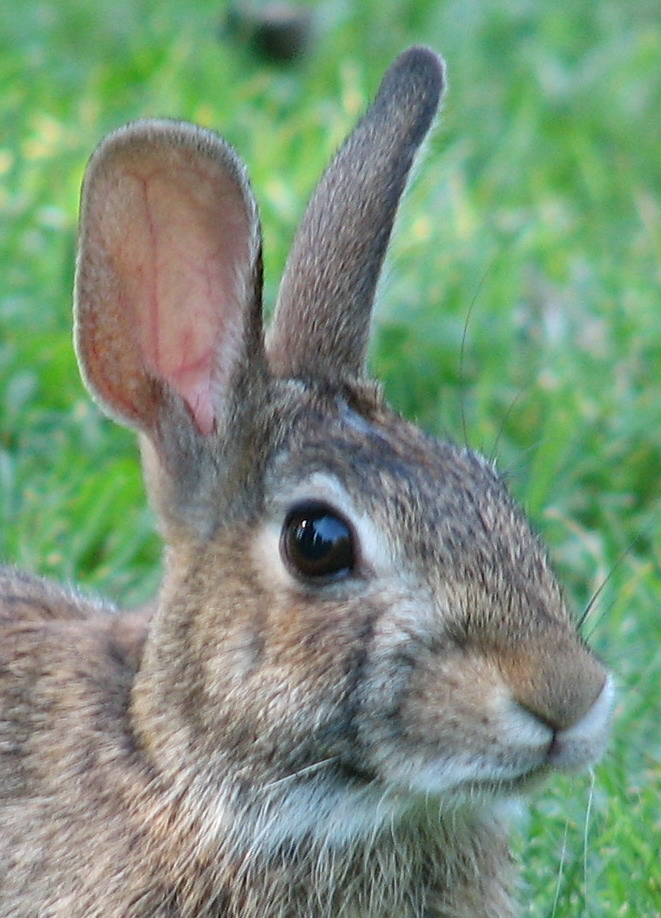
[267,46,445,381]
[75,120,264,444]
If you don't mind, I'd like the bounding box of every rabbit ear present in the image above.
[267,47,445,380]
[74,120,264,442]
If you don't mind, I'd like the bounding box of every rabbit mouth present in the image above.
[323,750,552,805]
[390,762,554,811]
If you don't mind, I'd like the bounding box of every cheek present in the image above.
[400,654,505,751]
[355,646,511,784]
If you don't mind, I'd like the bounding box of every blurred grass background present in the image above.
[1,0,659,913]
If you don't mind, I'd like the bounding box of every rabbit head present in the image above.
[73,46,611,853]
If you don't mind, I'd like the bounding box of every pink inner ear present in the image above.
[108,159,252,435]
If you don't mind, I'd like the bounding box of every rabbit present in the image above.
[0,46,612,918]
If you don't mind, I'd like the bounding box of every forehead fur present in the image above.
[262,379,559,615]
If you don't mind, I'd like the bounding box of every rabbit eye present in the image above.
[282,502,355,581]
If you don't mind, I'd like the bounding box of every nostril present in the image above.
[547,730,562,760]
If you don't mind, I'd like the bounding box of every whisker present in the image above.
[459,259,496,449]
[259,756,340,792]
[578,538,638,631]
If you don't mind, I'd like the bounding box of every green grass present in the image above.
[1,0,660,913]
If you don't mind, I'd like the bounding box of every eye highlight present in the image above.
[281,502,355,581]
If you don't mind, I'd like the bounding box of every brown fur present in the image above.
[0,48,610,916]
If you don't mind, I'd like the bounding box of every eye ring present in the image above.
[281,501,355,582]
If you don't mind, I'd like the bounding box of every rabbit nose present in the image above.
[500,638,609,734]
[545,674,614,770]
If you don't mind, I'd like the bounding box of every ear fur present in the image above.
[267,47,445,381]
[75,119,264,441]
[74,120,266,534]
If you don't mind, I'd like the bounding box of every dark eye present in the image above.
[281,502,355,581]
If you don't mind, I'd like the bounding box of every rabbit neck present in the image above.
[230,806,516,918]
[144,790,517,918]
